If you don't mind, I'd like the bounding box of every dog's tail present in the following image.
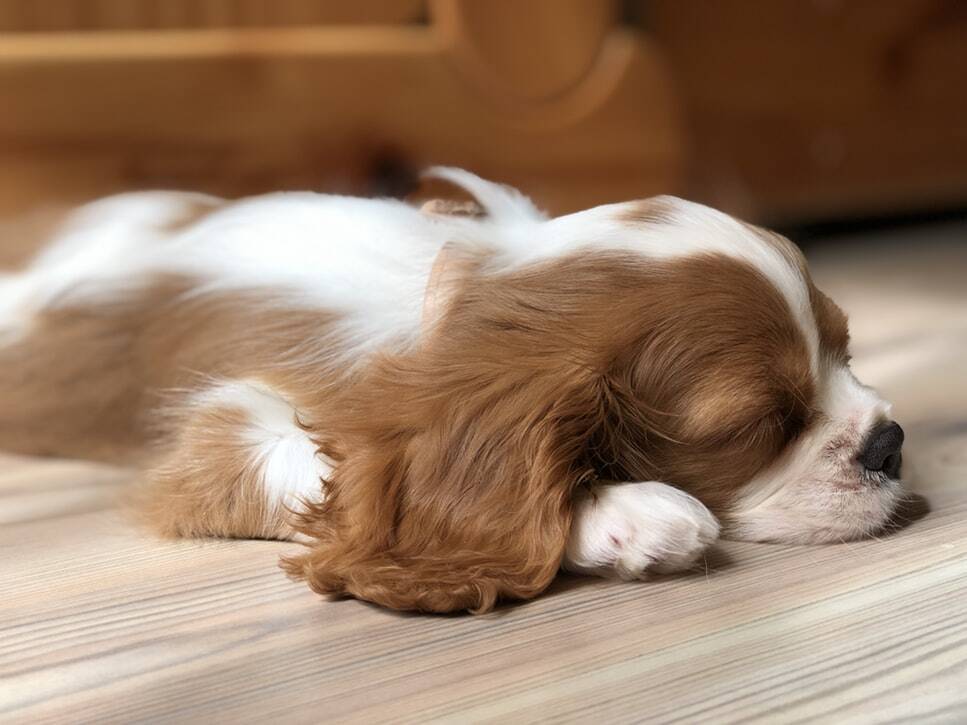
[422,166,547,224]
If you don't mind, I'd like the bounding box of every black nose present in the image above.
[859,421,904,478]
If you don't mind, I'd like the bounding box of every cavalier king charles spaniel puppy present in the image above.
[0,169,904,612]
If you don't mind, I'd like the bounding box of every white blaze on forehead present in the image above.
[820,364,893,431]
[514,195,823,375]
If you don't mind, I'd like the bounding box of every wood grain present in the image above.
[2,227,966,722]
[0,0,427,32]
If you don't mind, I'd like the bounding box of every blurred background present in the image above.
[1,0,966,237]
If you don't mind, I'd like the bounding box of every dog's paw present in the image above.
[563,481,720,580]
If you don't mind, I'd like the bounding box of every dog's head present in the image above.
[542,195,903,544]
[289,170,904,612]
[417,171,904,544]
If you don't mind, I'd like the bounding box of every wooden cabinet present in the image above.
[644,0,967,223]
[0,1,427,31]
[2,1,963,223]
[0,0,682,216]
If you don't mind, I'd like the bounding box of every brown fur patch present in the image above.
[622,198,850,364]
[745,221,851,362]
[0,277,343,460]
[421,241,490,334]
[0,277,195,461]
[134,404,297,541]
[284,251,813,611]
[0,277,344,543]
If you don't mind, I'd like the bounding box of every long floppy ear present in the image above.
[282,258,607,613]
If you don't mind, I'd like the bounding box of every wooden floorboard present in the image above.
[1,223,965,723]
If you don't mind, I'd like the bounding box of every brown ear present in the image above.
[282,306,605,613]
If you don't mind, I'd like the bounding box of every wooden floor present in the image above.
[2,223,966,723]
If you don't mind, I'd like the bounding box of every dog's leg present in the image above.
[563,481,720,579]
[138,379,329,541]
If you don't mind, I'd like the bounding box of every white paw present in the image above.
[563,481,720,580]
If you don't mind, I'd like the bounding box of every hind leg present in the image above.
[0,269,151,461]
[138,379,329,541]
[0,192,223,460]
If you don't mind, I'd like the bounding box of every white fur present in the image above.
[194,380,329,517]
[727,364,900,543]
[564,481,720,579]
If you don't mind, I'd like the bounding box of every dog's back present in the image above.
[0,189,451,462]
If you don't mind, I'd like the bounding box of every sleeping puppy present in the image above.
[0,169,904,613]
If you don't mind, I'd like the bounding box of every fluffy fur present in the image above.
[0,169,904,612]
